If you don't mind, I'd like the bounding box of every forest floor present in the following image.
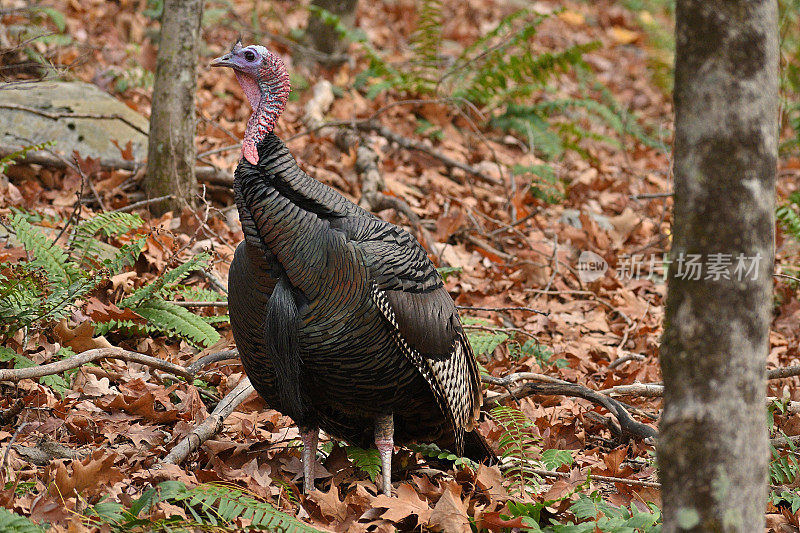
[2,0,800,531]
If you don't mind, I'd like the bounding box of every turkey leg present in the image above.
[374,413,394,496]
[300,427,319,494]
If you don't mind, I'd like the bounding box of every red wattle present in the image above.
[243,140,259,165]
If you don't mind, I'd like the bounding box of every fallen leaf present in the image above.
[46,449,123,499]
[610,26,640,45]
[307,484,348,522]
[372,483,432,526]
[475,464,511,501]
[428,482,470,533]
[54,320,112,352]
[558,10,585,25]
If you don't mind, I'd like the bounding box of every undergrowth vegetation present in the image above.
[312,1,664,204]
[0,208,224,348]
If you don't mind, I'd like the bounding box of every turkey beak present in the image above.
[210,53,234,68]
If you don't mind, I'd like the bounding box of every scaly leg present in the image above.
[374,413,394,496]
[300,427,319,494]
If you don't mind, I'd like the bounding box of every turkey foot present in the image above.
[374,413,394,496]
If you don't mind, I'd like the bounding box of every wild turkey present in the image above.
[211,41,494,495]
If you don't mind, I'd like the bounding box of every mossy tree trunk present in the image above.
[660,1,778,531]
[144,0,204,215]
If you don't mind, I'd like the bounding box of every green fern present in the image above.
[0,508,43,533]
[409,442,477,469]
[490,405,542,496]
[83,481,322,532]
[777,194,800,242]
[70,212,143,265]
[120,253,211,309]
[10,214,79,285]
[133,299,221,347]
[0,141,53,175]
[463,319,509,356]
[158,481,320,531]
[346,446,382,482]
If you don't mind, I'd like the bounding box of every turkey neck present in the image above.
[238,60,290,165]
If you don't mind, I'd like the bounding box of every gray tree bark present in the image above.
[143,0,204,214]
[660,1,778,531]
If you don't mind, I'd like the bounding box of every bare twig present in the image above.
[608,352,647,370]
[186,349,239,376]
[630,192,673,200]
[775,272,800,285]
[526,467,661,488]
[481,372,570,387]
[456,305,549,316]
[462,323,537,340]
[161,377,255,465]
[169,300,228,308]
[113,195,176,213]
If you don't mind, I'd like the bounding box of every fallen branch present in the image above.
[0,347,238,384]
[767,366,800,380]
[161,377,255,465]
[484,381,657,442]
[0,347,191,383]
[524,467,661,489]
[0,145,233,187]
[608,352,647,370]
[0,102,149,136]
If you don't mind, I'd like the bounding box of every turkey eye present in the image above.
[244,50,256,62]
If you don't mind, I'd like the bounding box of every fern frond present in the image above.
[409,0,444,91]
[104,236,146,275]
[0,508,43,533]
[121,253,210,308]
[466,329,509,356]
[777,202,800,241]
[0,141,53,175]
[157,481,322,532]
[74,211,143,238]
[70,212,143,266]
[490,405,542,495]
[133,299,221,348]
[409,442,477,469]
[10,214,78,285]
[345,445,382,482]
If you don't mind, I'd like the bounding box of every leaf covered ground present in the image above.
[2,0,800,531]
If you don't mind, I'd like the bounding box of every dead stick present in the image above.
[485,381,657,441]
[161,377,254,465]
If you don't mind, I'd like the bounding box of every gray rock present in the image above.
[0,81,148,162]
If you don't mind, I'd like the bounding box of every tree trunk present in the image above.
[305,0,357,61]
[143,0,204,215]
[660,1,778,531]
